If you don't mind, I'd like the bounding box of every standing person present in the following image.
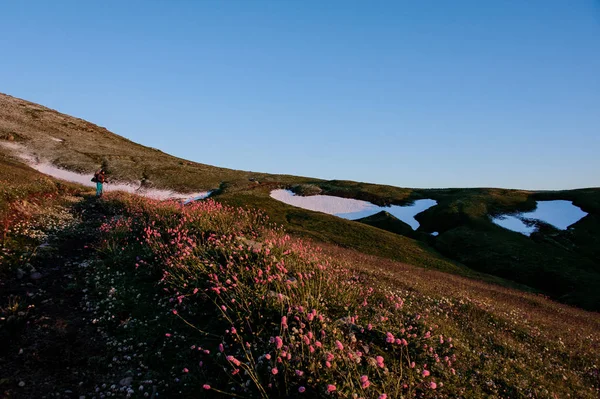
[93,168,107,197]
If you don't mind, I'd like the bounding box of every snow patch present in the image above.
[0,141,210,201]
[270,189,436,230]
[50,137,64,142]
[492,200,587,236]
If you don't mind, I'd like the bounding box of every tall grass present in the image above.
[99,194,456,398]
[96,193,599,398]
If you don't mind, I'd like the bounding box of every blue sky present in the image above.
[1,1,599,189]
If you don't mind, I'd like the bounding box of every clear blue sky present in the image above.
[1,1,599,189]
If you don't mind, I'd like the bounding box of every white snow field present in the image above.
[270,189,436,230]
[492,200,587,236]
[0,142,210,201]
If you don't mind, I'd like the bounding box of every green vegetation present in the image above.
[2,190,598,398]
[356,211,416,238]
[1,91,599,312]
[293,181,600,310]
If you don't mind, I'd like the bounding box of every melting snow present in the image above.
[270,189,436,230]
[0,141,210,201]
[431,232,439,236]
[492,200,587,236]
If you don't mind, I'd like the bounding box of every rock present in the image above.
[120,377,133,387]
[239,237,263,251]
[18,381,25,387]
[267,291,289,300]
[286,276,297,284]
[30,272,42,280]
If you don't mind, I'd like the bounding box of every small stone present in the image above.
[30,272,42,280]
[119,377,133,387]
[18,381,25,387]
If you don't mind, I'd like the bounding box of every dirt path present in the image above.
[1,198,110,398]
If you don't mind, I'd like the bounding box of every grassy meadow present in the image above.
[2,91,599,309]
[0,91,599,397]
[2,185,598,398]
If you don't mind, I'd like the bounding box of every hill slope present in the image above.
[1,176,599,398]
[1,92,599,310]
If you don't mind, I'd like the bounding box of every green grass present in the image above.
[1,92,599,310]
[356,211,416,238]
[0,155,598,397]
[73,193,600,398]
[293,180,600,310]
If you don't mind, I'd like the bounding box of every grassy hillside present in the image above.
[356,211,417,238]
[0,93,260,191]
[1,121,599,397]
[1,187,598,398]
[1,92,599,311]
[292,180,600,310]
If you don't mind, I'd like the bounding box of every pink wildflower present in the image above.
[275,336,283,349]
[183,368,189,373]
[227,355,241,366]
[360,375,370,388]
[379,395,387,399]
[327,384,336,393]
[299,386,306,393]
[422,369,430,377]
[203,384,211,390]
[272,368,279,375]
[335,340,344,351]
[430,382,437,389]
